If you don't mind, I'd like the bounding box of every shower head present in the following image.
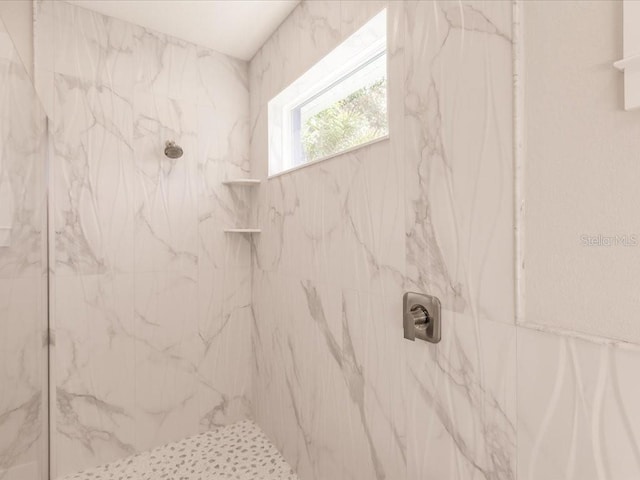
[164,140,183,159]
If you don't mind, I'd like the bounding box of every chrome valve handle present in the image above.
[403,293,441,344]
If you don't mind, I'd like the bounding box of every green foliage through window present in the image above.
[301,78,388,162]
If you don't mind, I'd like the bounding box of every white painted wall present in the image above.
[525,0,640,343]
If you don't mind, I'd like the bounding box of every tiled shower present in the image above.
[2,1,640,480]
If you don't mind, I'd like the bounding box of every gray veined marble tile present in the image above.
[252,273,407,480]
[0,19,48,480]
[0,277,47,477]
[250,2,516,480]
[195,47,249,110]
[53,273,136,477]
[406,311,516,480]
[195,266,253,433]
[52,73,135,277]
[197,101,252,271]
[403,0,514,326]
[52,1,135,97]
[37,1,255,476]
[133,26,201,104]
[0,34,47,280]
[132,270,200,452]
[133,92,198,277]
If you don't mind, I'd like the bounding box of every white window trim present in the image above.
[267,134,389,180]
[268,9,387,177]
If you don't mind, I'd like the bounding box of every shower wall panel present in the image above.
[35,2,253,477]
[249,1,516,479]
[251,2,640,480]
[0,20,48,480]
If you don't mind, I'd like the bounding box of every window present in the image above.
[268,9,388,176]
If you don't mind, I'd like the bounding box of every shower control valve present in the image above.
[403,292,441,344]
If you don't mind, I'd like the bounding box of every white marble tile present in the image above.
[0,33,47,279]
[293,1,342,82]
[406,311,516,480]
[196,266,252,432]
[0,278,46,477]
[196,47,249,110]
[133,270,200,451]
[0,461,43,480]
[402,4,516,478]
[52,74,135,276]
[133,92,198,277]
[52,1,135,96]
[260,9,299,100]
[34,3,640,480]
[403,0,514,326]
[251,3,406,480]
[34,1,56,119]
[196,81,249,194]
[53,273,136,478]
[250,2,516,480]
[336,142,405,293]
[197,103,251,270]
[41,2,254,476]
[0,20,48,480]
[52,259,252,476]
[34,0,55,75]
[134,26,200,104]
[340,286,407,479]
[255,140,404,294]
[252,270,407,480]
[255,161,352,281]
[518,326,640,480]
[340,1,388,39]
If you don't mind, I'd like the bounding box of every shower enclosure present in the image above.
[3,1,640,480]
[3,1,517,477]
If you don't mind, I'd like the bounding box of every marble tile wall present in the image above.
[0,19,48,480]
[250,1,516,479]
[34,1,253,477]
[15,1,640,480]
[250,1,640,480]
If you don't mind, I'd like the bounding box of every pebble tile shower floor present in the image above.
[60,421,298,480]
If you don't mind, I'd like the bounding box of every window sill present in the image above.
[267,134,390,180]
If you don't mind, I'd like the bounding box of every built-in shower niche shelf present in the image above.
[222,179,261,186]
[224,228,261,234]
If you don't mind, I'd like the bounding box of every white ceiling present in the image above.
[66,0,300,61]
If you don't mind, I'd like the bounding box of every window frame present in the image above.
[268,9,388,177]
[290,48,387,167]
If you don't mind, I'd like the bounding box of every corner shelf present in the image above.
[614,54,640,71]
[222,179,261,234]
[224,228,261,234]
[222,179,261,186]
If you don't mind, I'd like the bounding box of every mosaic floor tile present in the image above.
[60,421,298,480]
